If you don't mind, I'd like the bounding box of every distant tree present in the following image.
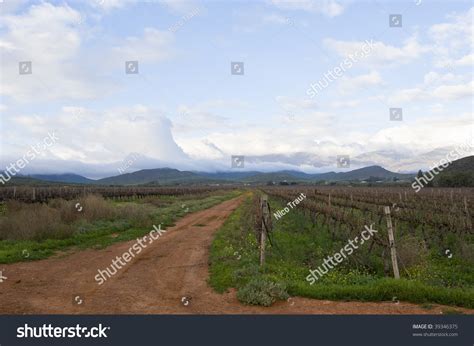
[366,176,380,182]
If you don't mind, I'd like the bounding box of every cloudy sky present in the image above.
[0,0,472,178]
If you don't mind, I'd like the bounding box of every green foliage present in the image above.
[209,191,474,309]
[436,172,474,187]
[0,190,241,264]
[292,278,474,308]
[237,277,289,306]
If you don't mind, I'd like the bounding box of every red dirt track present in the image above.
[0,196,471,314]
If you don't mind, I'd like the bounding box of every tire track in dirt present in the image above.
[0,195,471,315]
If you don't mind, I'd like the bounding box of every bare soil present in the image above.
[0,196,471,314]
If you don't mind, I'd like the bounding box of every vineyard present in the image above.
[263,186,473,256]
[0,188,241,263]
[0,185,233,203]
[209,187,474,309]
[1,183,473,310]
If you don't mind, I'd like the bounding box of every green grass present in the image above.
[291,279,474,308]
[0,190,241,264]
[209,192,474,309]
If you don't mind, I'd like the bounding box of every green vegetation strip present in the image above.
[0,190,241,264]
[209,194,474,309]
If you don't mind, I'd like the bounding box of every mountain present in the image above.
[215,166,413,183]
[11,165,415,186]
[242,172,306,183]
[311,165,413,181]
[436,155,474,174]
[30,173,94,184]
[96,168,212,185]
[0,174,67,186]
[197,171,262,180]
[433,155,474,187]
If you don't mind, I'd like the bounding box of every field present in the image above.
[0,187,240,263]
[0,185,473,314]
[209,186,474,310]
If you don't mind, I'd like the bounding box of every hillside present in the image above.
[96,168,211,185]
[242,172,305,183]
[30,174,95,184]
[433,155,474,187]
[313,165,413,181]
[5,165,416,186]
[216,165,413,184]
[0,175,63,186]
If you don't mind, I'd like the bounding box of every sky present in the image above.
[0,0,473,178]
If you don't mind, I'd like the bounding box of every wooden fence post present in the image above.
[260,194,270,266]
[384,206,400,279]
[464,197,472,231]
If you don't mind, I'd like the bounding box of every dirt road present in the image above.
[0,196,471,314]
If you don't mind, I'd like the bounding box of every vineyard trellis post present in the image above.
[384,206,400,279]
[259,194,271,266]
[464,197,472,231]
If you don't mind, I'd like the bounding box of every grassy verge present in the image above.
[209,192,474,309]
[0,190,241,264]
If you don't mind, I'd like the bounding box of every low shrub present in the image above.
[237,277,289,306]
[0,203,74,240]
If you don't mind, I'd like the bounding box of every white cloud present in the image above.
[0,0,29,14]
[86,0,203,15]
[0,3,107,101]
[87,0,134,11]
[158,0,203,14]
[423,71,459,85]
[435,53,474,68]
[388,72,473,104]
[324,36,429,66]
[269,0,345,17]
[432,81,474,100]
[2,105,188,165]
[339,71,382,93]
[429,7,474,68]
[275,96,319,110]
[0,3,175,101]
[369,113,473,155]
[262,13,289,25]
[330,99,361,108]
[112,28,174,63]
[429,7,473,49]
